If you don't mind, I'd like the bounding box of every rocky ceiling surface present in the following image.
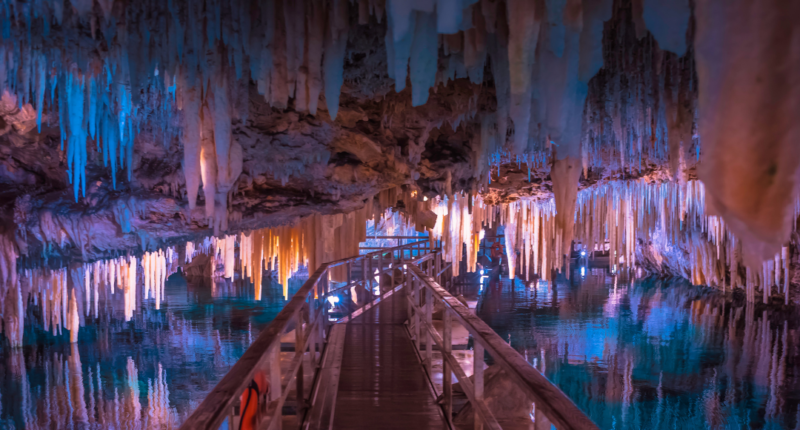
[0,0,791,274]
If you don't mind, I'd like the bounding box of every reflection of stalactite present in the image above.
[0,348,181,428]
[146,363,179,428]
[68,344,88,426]
[621,350,634,423]
[125,357,142,424]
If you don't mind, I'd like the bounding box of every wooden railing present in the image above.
[403,263,600,430]
[179,239,434,430]
[181,237,598,430]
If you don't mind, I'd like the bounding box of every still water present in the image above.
[477,267,800,429]
[0,273,300,429]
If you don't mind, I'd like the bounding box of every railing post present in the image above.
[296,309,305,416]
[379,251,384,295]
[413,273,420,351]
[407,271,413,331]
[270,343,282,430]
[347,261,351,288]
[308,296,317,369]
[228,401,239,430]
[318,280,325,347]
[390,258,395,292]
[427,258,433,277]
[425,287,432,377]
[443,308,453,424]
[473,341,484,430]
[435,252,441,284]
[362,258,368,301]
[368,253,374,296]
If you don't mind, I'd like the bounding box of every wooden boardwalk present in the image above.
[332,292,447,430]
[181,242,598,430]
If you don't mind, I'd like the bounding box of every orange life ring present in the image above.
[490,242,504,260]
[238,371,269,430]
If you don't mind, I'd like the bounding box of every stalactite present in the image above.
[572,180,794,302]
[694,0,800,264]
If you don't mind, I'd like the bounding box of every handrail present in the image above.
[181,235,596,430]
[405,264,599,430]
[326,239,429,268]
[180,239,434,430]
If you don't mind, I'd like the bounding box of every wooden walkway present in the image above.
[332,292,447,430]
[181,241,598,430]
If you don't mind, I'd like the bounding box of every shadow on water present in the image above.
[474,266,800,430]
[0,272,303,429]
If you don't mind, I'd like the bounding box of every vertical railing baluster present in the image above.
[413,274,420,351]
[406,270,413,329]
[435,252,441,284]
[425,287,432,377]
[390,257,395,292]
[427,258,433,277]
[474,341,485,430]
[317,286,324,354]
[362,258,368,303]
[295,309,305,416]
[229,401,238,430]
[308,295,317,369]
[443,308,453,424]
[270,343,282,430]
[368,253,373,296]
[379,251,384,295]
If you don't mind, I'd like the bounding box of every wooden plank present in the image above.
[407,265,599,430]
[304,324,347,430]
[332,294,447,430]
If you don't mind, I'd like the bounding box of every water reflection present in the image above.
[477,268,800,429]
[0,272,300,429]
